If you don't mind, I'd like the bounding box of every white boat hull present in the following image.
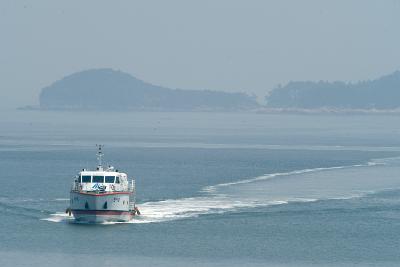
[72,210,132,223]
[70,191,133,223]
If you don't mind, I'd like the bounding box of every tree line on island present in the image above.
[37,68,400,112]
[39,69,258,111]
[265,71,400,110]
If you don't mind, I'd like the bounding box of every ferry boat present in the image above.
[67,145,139,223]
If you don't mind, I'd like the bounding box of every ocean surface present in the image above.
[1,110,400,266]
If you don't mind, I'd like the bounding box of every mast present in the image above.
[96,144,104,171]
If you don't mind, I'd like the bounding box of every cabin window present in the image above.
[105,176,115,183]
[115,176,120,184]
[81,176,91,183]
[92,176,104,183]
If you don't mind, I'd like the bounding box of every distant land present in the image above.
[36,69,259,111]
[21,68,400,113]
[265,71,400,111]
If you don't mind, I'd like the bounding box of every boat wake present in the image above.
[42,158,396,225]
[202,162,380,193]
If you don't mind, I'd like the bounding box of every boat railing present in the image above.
[71,182,81,192]
[129,179,135,193]
[71,181,133,193]
[129,179,136,211]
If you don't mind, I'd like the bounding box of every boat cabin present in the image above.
[72,169,130,193]
[71,145,134,194]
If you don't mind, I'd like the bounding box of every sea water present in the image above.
[1,110,400,266]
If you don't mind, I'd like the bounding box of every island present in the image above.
[265,71,400,111]
[38,68,259,111]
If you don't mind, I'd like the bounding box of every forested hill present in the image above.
[39,69,258,111]
[265,71,400,109]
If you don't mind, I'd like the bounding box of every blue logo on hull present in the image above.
[92,183,106,191]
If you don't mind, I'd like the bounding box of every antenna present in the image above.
[96,144,104,170]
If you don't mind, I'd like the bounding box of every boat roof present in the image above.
[79,170,126,176]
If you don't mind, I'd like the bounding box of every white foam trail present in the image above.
[127,197,260,224]
[202,162,377,193]
[369,156,400,166]
[41,213,74,223]
[121,198,290,224]
[127,161,385,223]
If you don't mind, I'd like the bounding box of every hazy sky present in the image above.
[1,0,400,108]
